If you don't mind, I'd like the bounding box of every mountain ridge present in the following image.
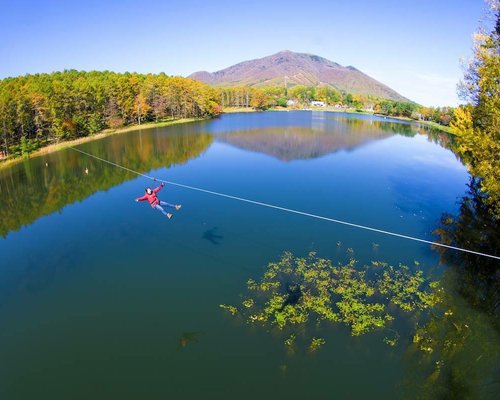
[188,50,409,102]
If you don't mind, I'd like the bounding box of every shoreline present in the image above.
[0,118,206,170]
[222,106,454,134]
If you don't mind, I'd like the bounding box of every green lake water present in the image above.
[0,111,498,399]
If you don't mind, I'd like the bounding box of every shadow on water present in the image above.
[202,227,224,245]
[279,282,302,311]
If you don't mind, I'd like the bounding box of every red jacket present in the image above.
[136,183,164,207]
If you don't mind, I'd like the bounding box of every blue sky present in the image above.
[0,0,489,106]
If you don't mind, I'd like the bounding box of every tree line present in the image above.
[218,85,454,125]
[0,70,222,158]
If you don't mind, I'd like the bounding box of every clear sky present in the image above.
[0,0,489,106]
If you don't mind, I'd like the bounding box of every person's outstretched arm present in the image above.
[153,182,165,193]
[135,195,148,202]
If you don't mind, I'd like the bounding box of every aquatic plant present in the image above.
[219,304,238,315]
[221,252,442,351]
[309,337,326,352]
[242,298,255,308]
[284,334,296,347]
[383,330,400,347]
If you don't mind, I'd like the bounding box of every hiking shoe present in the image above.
[167,213,173,219]
[175,204,182,211]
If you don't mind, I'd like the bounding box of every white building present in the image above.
[310,101,326,107]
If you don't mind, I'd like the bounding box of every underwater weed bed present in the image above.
[221,252,443,351]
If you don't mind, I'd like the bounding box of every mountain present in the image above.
[189,50,409,102]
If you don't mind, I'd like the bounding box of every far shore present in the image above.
[0,117,206,170]
[222,106,454,134]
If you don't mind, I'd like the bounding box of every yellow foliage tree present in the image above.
[453,3,500,217]
[134,93,150,125]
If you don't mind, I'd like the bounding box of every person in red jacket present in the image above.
[135,182,181,219]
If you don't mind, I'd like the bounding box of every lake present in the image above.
[0,111,498,399]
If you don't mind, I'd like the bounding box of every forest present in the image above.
[0,71,222,158]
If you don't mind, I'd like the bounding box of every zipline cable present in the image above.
[70,146,500,261]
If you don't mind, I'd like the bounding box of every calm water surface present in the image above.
[0,112,497,399]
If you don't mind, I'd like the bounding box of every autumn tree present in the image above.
[452,1,500,217]
[250,90,270,110]
[316,87,341,105]
[134,93,150,125]
[0,71,222,159]
[288,85,316,102]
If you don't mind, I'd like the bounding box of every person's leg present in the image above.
[154,204,173,218]
[159,201,176,209]
[154,204,167,215]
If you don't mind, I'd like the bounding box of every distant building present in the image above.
[310,101,325,107]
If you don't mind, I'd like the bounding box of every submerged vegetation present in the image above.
[221,249,500,396]
[221,252,443,351]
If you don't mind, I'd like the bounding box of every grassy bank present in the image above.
[371,114,455,134]
[223,107,258,113]
[0,117,206,170]
[416,120,454,134]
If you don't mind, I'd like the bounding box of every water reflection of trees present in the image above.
[434,178,499,316]
[405,279,499,399]
[405,178,500,399]
[0,130,213,237]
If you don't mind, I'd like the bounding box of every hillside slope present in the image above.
[189,50,409,101]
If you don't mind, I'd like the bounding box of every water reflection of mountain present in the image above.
[0,130,212,237]
[216,118,428,161]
